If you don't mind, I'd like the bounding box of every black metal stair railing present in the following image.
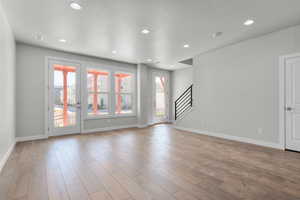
[175,84,193,120]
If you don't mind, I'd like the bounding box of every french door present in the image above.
[152,72,169,123]
[285,56,300,151]
[48,59,81,136]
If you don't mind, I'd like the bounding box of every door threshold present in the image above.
[49,132,82,139]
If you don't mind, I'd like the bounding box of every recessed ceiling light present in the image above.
[112,50,117,54]
[244,19,254,26]
[59,39,67,43]
[212,32,223,38]
[170,65,175,67]
[141,29,150,34]
[183,44,190,48]
[70,1,82,10]
[147,58,152,62]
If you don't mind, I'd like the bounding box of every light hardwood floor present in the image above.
[1,124,300,200]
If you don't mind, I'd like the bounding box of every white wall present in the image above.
[0,1,15,168]
[171,67,193,121]
[175,25,300,145]
[172,67,193,101]
[16,43,138,138]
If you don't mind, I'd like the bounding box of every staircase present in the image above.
[175,84,193,120]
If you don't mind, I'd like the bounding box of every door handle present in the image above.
[76,103,81,108]
[285,107,293,111]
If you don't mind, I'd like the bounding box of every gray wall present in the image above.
[172,67,193,101]
[16,43,138,138]
[171,67,193,121]
[176,25,300,144]
[137,64,149,126]
[15,43,172,138]
[0,1,15,164]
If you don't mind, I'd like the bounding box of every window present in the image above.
[85,68,135,118]
[114,72,134,114]
[87,69,110,116]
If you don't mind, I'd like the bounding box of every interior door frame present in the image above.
[279,53,300,150]
[151,71,170,124]
[45,56,83,137]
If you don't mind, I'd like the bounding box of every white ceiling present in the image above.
[2,0,300,70]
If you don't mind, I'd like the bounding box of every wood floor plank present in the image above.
[134,174,177,200]
[55,149,91,200]
[88,162,132,200]
[11,173,30,199]
[47,167,70,200]
[1,124,300,200]
[101,162,153,200]
[90,190,113,200]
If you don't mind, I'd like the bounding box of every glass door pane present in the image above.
[53,65,77,128]
[155,76,166,118]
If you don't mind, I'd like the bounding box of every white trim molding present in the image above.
[0,141,16,173]
[15,135,48,142]
[279,55,286,150]
[173,126,284,150]
[278,53,300,151]
[15,124,147,142]
[137,124,149,128]
[82,124,138,134]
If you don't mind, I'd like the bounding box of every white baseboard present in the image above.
[169,120,176,124]
[15,135,48,142]
[0,141,16,173]
[173,126,284,150]
[147,121,156,126]
[82,124,138,134]
[137,124,149,128]
[16,124,148,141]
[148,120,172,126]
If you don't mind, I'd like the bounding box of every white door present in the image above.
[285,56,300,151]
[152,72,169,123]
[48,59,81,136]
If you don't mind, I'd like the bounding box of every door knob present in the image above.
[286,107,293,111]
[76,103,81,108]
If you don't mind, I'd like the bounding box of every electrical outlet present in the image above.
[257,128,263,134]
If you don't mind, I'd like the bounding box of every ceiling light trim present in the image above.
[59,38,67,43]
[244,19,255,26]
[141,29,150,34]
[70,0,82,10]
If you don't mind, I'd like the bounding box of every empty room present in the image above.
[1,0,300,199]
